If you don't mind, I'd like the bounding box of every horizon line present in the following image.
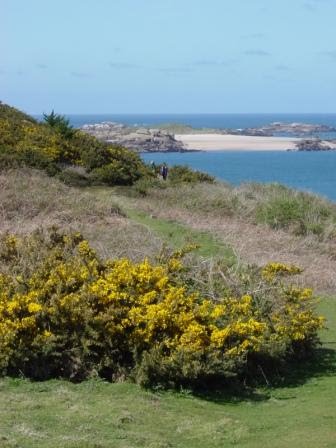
[31,111,336,116]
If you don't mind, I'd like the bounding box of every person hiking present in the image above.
[161,163,168,180]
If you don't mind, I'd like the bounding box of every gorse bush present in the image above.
[0,103,150,186]
[89,147,149,185]
[57,166,92,187]
[0,229,324,388]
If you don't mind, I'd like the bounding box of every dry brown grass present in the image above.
[124,185,336,295]
[2,169,335,294]
[0,169,162,261]
[131,182,336,240]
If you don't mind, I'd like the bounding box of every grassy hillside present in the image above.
[0,169,164,262]
[0,102,37,123]
[129,180,336,240]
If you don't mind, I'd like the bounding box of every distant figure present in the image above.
[160,163,168,180]
[150,160,156,173]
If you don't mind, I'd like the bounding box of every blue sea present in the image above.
[36,113,336,202]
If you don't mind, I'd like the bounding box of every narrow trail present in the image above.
[116,194,336,296]
[165,210,336,295]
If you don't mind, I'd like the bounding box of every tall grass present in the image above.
[129,181,336,241]
[0,169,163,262]
[119,181,336,295]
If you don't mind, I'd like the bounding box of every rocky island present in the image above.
[293,138,336,151]
[236,122,336,137]
[81,122,185,152]
[80,121,336,152]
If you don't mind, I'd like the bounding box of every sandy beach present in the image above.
[175,134,301,151]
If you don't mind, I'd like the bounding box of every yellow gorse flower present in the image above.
[262,262,302,281]
[0,231,325,382]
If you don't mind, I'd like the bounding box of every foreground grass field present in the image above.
[0,296,335,448]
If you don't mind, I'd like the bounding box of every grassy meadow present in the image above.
[0,168,335,447]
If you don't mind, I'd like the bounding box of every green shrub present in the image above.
[132,177,165,197]
[43,110,75,138]
[256,197,304,229]
[255,192,334,235]
[130,164,215,197]
[134,343,242,389]
[0,102,36,124]
[168,165,215,184]
[90,162,136,185]
[72,132,111,170]
[57,167,92,187]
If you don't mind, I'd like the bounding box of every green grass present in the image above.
[128,181,336,241]
[0,296,335,448]
[126,208,235,261]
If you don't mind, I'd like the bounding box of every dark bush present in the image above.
[57,168,92,187]
[43,110,75,139]
[168,165,215,184]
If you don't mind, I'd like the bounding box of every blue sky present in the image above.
[2,0,336,113]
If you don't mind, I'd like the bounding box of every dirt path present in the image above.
[131,201,336,295]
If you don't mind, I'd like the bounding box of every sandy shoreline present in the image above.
[175,133,301,151]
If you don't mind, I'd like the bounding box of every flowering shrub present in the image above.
[262,262,302,282]
[0,230,324,387]
[0,103,150,185]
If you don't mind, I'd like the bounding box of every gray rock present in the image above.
[80,122,185,152]
[293,138,335,151]
[238,122,336,137]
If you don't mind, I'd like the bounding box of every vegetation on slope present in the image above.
[120,181,336,294]
[128,180,336,241]
[0,169,165,262]
[0,103,150,186]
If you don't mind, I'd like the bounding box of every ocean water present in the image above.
[142,151,336,203]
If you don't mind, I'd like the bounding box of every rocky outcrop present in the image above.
[81,122,185,152]
[293,138,336,151]
[237,122,336,137]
